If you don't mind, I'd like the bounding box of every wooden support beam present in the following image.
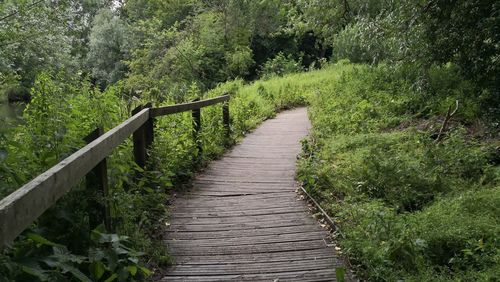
[132,103,155,169]
[132,105,147,169]
[144,102,155,152]
[84,128,112,232]
[192,98,202,160]
[222,99,231,146]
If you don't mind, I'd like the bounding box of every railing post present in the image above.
[132,103,155,170]
[222,98,230,147]
[192,98,202,160]
[84,128,112,232]
[144,102,154,152]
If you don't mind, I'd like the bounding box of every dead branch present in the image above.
[435,100,459,143]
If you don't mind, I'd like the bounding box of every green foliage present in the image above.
[422,0,500,90]
[88,227,151,281]
[1,228,150,282]
[259,52,303,79]
[87,8,131,88]
[291,62,499,280]
[331,18,396,64]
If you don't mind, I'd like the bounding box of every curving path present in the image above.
[161,108,345,281]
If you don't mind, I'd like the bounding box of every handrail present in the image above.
[0,95,230,247]
[150,95,230,117]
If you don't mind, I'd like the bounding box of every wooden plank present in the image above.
[0,108,150,246]
[170,206,306,218]
[162,269,338,282]
[169,212,312,225]
[171,198,303,210]
[166,258,336,275]
[172,249,337,264]
[166,226,325,240]
[165,231,329,247]
[167,219,318,232]
[150,95,230,117]
[166,240,329,255]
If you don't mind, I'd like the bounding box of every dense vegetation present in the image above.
[0,0,498,281]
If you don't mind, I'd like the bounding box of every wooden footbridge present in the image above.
[162,108,344,281]
[0,96,346,281]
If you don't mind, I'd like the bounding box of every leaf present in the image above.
[118,267,130,281]
[21,264,48,281]
[89,248,106,262]
[60,264,92,282]
[336,267,346,282]
[139,266,153,276]
[104,273,118,282]
[89,261,106,280]
[127,265,137,276]
[26,233,63,247]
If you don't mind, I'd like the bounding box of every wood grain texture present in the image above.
[161,108,346,281]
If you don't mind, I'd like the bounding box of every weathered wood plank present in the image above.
[172,249,337,264]
[166,240,330,256]
[171,206,306,218]
[166,226,325,240]
[162,269,338,281]
[165,231,329,247]
[165,258,336,275]
[150,95,230,117]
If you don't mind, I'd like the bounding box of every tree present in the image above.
[87,8,131,88]
[0,0,75,90]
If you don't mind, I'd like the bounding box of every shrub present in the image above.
[259,52,303,79]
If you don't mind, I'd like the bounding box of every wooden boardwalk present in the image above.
[161,108,344,281]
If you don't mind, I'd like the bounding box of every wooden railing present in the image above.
[0,95,231,247]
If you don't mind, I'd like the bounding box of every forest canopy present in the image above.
[1,0,498,108]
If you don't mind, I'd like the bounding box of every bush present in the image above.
[259,52,303,79]
[331,18,396,64]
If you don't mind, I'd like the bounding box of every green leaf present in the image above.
[127,265,137,276]
[26,233,63,247]
[60,264,92,282]
[139,266,153,276]
[21,264,48,281]
[89,248,106,262]
[104,273,118,282]
[336,267,346,282]
[89,261,106,280]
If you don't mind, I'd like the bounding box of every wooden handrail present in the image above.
[150,95,230,117]
[0,95,230,247]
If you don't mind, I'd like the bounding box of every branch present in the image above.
[342,0,351,24]
[435,100,459,143]
[0,0,45,22]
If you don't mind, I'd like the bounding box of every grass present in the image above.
[218,61,499,281]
